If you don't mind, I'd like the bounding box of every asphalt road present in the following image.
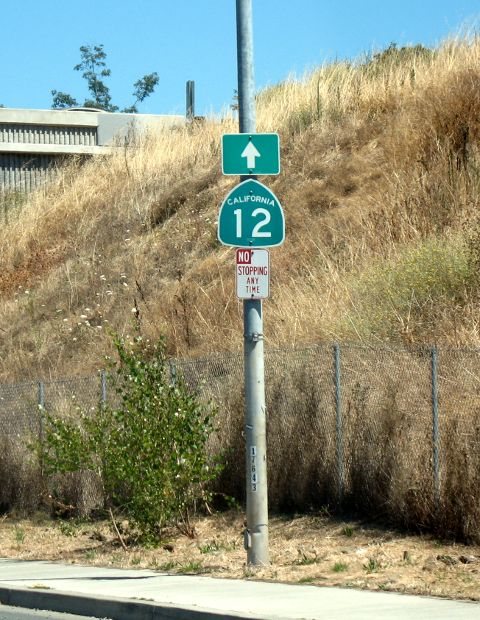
[0,606,105,620]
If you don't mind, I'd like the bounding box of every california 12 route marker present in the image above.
[218,179,285,248]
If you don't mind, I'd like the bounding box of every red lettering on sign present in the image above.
[236,249,252,264]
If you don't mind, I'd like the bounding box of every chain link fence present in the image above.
[0,343,479,539]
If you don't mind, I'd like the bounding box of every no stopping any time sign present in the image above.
[236,248,269,299]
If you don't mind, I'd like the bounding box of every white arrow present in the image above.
[241,141,261,170]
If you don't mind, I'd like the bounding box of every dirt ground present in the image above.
[0,511,479,601]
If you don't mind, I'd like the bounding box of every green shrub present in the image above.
[341,237,472,339]
[40,333,222,544]
[362,43,433,76]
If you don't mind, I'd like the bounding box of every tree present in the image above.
[51,44,159,113]
[51,91,78,109]
[39,332,222,543]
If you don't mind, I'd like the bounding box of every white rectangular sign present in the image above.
[236,248,269,299]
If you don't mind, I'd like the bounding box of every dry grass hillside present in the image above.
[1,37,480,381]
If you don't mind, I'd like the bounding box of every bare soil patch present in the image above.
[1,511,479,601]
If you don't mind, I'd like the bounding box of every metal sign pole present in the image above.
[236,0,269,566]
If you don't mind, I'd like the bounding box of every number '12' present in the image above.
[233,208,271,238]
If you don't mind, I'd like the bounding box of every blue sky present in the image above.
[1,1,479,116]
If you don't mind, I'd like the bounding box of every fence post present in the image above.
[431,346,440,509]
[334,343,344,504]
[169,359,177,386]
[38,381,45,475]
[100,371,107,408]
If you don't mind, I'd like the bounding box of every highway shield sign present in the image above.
[218,179,285,247]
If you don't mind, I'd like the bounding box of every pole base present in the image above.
[246,525,269,566]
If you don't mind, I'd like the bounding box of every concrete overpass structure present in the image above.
[0,107,186,193]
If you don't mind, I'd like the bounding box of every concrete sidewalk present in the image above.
[0,559,478,620]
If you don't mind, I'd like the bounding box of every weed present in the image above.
[403,550,413,565]
[180,561,203,573]
[342,526,355,538]
[58,520,77,537]
[85,550,97,561]
[378,582,392,591]
[317,506,331,519]
[297,576,315,584]
[199,541,219,554]
[199,539,234,554]
[243,567,257,578]
[364,558,380,573]
[158,560,177,572]
[294,551,319,566]
[332,562,348,573]
[14,527,25,545]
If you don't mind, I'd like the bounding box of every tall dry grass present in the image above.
[1,37,480,379]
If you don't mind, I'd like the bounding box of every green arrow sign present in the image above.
[218,179,285,248]
[222,133,280,175]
